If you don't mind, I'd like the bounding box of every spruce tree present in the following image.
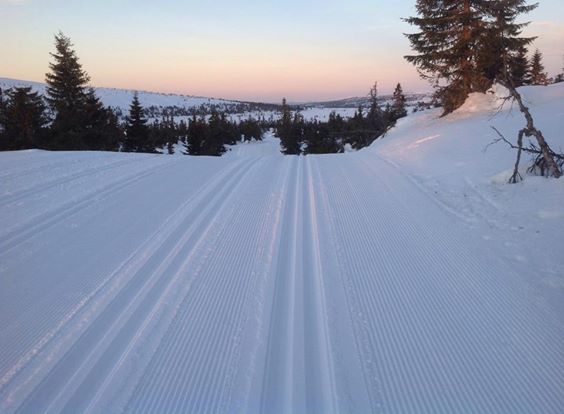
[365,82,385,143]
[367,82,382,123]
[404,0,536,114]
[278,98,300,155]
[204,110,227,156]
[0,88,5,138]
[555,57,564,83]
[0,87,48,151]
[45,32,90,149]
[475,0,537,88]
[81,88,121,151]
[390,83,408,122]
[510,46,530,86]
[528,49,549,85]
[405,0,485,114]
[124,93,151,153]
[186,114,206,155]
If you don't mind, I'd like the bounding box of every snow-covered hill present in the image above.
[305,92,431,109]
[0,77,248,115]
[0,77,364,121]
[0,84,563,413]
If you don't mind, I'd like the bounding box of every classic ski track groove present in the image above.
[321,156,564,413]
[1,157,251,409]
[0,155,151,208]
[124,158,287,413]
[60,157,265,414]
[0,157,175,254]
[10,157,257,413]
[259,157,302,413]
[0,152,111,182]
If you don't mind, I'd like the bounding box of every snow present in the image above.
[0,77,239,113]
[0,84,563,413]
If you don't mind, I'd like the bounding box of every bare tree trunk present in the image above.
[509,130,524,183]
[499,54,562,181]
[505,83,562,179]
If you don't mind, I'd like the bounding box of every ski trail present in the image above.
[0,152,111,182]
[0,156,150,208]
[0,157,175,254]
[257,157,337,414]
[2,157,253,412]
[58,158,265,414]
[314,154,564,413]
[123,157,290,413]
[259,157,303,413]
[1,148,563,412]
[302,157,337,414]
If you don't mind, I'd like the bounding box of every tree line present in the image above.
[0,32,264,155]
[277,82,408,155]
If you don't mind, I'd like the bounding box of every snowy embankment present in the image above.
[0,84,563,413]
[370,83,564,299]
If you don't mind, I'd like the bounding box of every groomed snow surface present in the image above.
[1,84,564,413]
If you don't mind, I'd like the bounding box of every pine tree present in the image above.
[278,98,300,155]
[405,0,485,114]
[45,32,90,149]
[510,46,530,86]
[390,83,408,122]
[366,82,385,138]
[404,0,536,114]
[0,87,48,151]
[81,88,121,151]
[124,93,151,153]
[0,88,6,137]
[475,0,536,88]
[204,110,227,156]
[556,56,564,83]
[528,49,549,85]
[186,115,206,155]
[304,121,341,155]
[367,82,382,125]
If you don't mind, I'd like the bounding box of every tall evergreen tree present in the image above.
[475,0,537,88]
[364,82,385,144]
[510,46,531,86]
[405,0,485,113]
[390,83,408,122]
[45,32,90,149]
[367,82,382,123]
[405,0,537,114]
[0,87,48,151]
[528,49,549,85]
[124,93,151,153]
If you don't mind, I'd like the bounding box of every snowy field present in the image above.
[0,84,563,413]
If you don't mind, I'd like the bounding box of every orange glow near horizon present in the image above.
[1,0,563,103]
